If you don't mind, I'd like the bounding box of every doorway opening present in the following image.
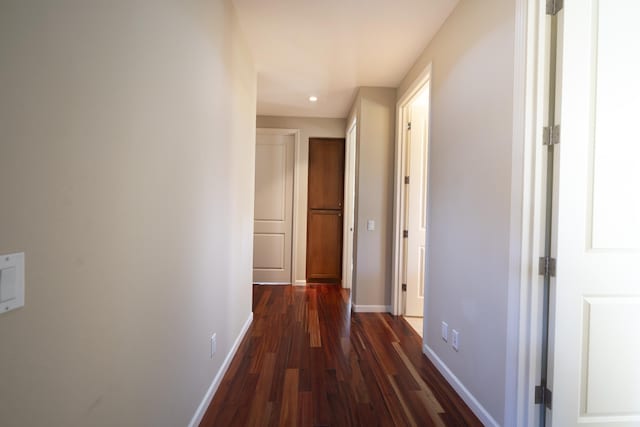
[392,65,432,337]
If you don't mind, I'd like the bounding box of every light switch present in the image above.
[0,253,25,314]
[367,220,375,231]
[0,267,17,302]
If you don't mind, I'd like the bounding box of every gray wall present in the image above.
[397,0,516,424]
[347,88,397,308]
[0,1,256,426]
[255,116,346,284]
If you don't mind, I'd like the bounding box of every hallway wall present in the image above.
[397,0,517,425]
[256,116,346,284]
[0,1,256,426]
[347,88,397,309]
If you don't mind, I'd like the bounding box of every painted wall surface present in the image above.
[255,116,346,284]
[346,88,397,308]
[397,0,516,424]
[0,1,256,426]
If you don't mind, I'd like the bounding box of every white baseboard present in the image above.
[422,344,500,427]
[353,304,391,313]
[188,312,253,427]
[294,280,306,287]
[253,282,290,285]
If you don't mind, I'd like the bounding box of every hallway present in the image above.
[200,285,481,426]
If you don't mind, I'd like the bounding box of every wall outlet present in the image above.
[210,333,217,358]
[441,321,448,342]
[452,329,460,351]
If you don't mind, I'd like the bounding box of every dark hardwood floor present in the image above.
[200,285,482,426]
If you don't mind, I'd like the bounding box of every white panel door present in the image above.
[405,91,429,317]
[253,133,294,284]
[549,1,640,425]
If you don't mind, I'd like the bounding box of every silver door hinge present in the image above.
[403,230,408,238]
[546,0,563,15]
[538,256,557,277]
[535,385,553,409]
[543,125,560,146]
[404,176,410,184]
[407,122,412,131]
[402,283,407,291]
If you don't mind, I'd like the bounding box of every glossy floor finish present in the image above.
[200,285,482,426]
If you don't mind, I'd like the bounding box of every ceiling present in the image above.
[233,0,459,118]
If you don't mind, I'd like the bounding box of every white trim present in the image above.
[392,63,433,316]
[342,119,358,290]
[352,304,391,313]
[294,280,307,287]
[256,128,302,285]
[188,312,253,427]
[423,344,500,427]
[505,0,540,425]
[253,282,291,286]
[511,0,549,426]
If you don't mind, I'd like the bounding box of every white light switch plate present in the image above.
[0,253,25,314]
[452,329,460,351]
[367,220,375,231]
[441,321,448,342]
[210,333,217,358]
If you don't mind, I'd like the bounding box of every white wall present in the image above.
[397,0,516,424]
[346,88,397,308]
[255,116,346,284]
[0,1,256,426]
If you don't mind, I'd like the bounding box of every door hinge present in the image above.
[543,125,560,146]
[535,385,553,409]
[546,0,563,15]
[538,256,557,277]
[402,283,407,291]
[407,122,412,131]
[404,176,410,184]
[403,230,408,238]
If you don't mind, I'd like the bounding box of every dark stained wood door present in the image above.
[306,138,345,283]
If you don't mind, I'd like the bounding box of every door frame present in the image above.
[342,119,357,290]
[509,0,550,425]
[391,62,432,317]
[255,128,302,285]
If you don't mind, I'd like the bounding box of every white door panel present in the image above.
[253,133,294,283]
[550,1,640,425]
[254,143,287,222]
[253,234,285,270]
[405,90,429,317]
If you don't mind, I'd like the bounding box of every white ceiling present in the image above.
[233,0,459,118]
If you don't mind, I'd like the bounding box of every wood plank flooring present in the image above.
[200,285,482,427]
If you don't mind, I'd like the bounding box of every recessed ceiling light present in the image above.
[309,96,318,102]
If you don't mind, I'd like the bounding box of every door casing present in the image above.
[342,120,357,290]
